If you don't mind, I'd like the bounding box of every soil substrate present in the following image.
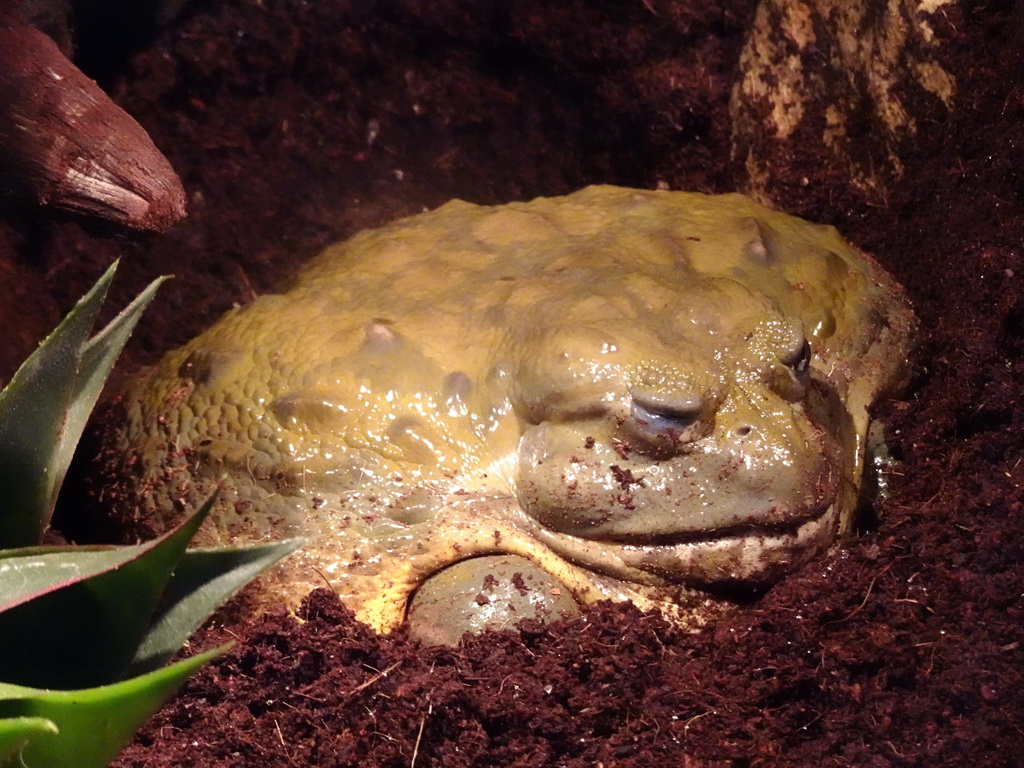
[1,1,1021,766]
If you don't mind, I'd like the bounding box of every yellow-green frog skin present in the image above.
[99,186,916,636]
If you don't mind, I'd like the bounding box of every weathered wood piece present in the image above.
[0,11,186,230]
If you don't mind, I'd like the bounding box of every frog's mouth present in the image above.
[512,415,854,589]
[518,496,843,588]
[512,367,860,589]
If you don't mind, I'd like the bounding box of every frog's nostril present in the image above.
[733,425,753,438]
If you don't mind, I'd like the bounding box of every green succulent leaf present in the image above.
[0,717,58,763]
[0,502,212,689]
[0,261,305,766]
[0,645,224,768]
[0,261,166,547]
[57,274,167,515]
[130,536,302,675]
[0,496,299,761]
[0,544,154,614]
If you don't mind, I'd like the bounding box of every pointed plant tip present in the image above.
[127,534,304,676]
[0,644,229,768]
[0,258,173,547]
[211,640,235,655]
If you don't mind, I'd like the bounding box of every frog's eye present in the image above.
[625,388,709,451]
[629,390,704,433]
[782,339,812,377]
[772,338,812,402]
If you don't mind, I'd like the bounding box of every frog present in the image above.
[95,185,916,644]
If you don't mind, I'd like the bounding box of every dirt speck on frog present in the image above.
[95,186,916,643]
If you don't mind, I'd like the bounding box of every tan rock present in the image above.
[731,0,957,202]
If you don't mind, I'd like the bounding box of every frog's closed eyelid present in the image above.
[625,388,709,450]
[519,394,614,423]
[629,388,705,421]
[629,401,699,436]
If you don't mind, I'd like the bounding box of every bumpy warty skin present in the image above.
[98,186,917,633]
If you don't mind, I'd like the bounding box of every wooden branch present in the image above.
[0,11,186,230]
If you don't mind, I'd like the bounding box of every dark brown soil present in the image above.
[2,1,1022,766]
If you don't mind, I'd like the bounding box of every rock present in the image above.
[731,0,958,202]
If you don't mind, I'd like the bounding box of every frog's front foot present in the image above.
[405,555,581,645]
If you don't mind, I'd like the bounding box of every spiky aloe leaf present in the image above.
[0,545,156,615]
[0,645,224,768]
[0,494,301,688]
[130,536,302,676]
[0,502,207,688]
[0,260,308,767]
[0,261,166,546]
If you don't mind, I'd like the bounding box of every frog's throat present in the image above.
[314,481,852,633]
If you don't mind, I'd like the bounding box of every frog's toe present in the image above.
[405,555,580,646]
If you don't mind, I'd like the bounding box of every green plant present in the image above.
[0,263,301,767]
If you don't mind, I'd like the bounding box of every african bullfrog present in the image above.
[96,186,916,644]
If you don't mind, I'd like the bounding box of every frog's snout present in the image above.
[515,372,843,548]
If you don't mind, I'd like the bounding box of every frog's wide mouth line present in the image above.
[524,500,841,586]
